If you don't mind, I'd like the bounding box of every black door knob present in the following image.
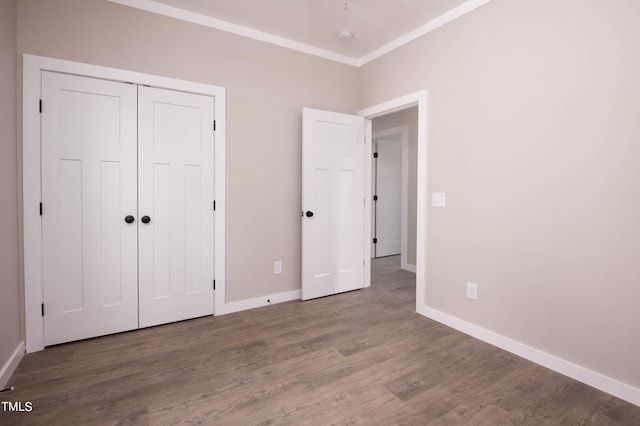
[124,215,135,224]
[141,216,151,224]
[305,211,314,217]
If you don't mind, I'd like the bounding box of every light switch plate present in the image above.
[466,282,478,300]
[432,192,446,208]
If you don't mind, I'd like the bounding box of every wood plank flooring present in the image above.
[2,256,639,425]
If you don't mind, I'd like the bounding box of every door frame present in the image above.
[22,54,227,352]
[358,90,428,315]
[372,126,411,271]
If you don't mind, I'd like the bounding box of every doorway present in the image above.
[359,90,428,315]
[369,108,418,306]
[371,107,418,272]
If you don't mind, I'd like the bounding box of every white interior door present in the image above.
[374,138,402,257]
[302,108,365,300]
[138,86,215,328]
[41,71,138,346]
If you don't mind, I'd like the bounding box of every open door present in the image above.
[373,137,402,257]
[302,108,365,300]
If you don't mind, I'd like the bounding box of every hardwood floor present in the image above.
[2,256,639,425]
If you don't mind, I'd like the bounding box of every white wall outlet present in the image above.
[432,192,446,208]
[274,261,282,274]
[466,282,478,300]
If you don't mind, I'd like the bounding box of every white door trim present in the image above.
[372,126,411,270]
[358,90,428,314]
[22,54,227,352]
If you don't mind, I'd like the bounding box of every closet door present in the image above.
[138,86,215,328]
[41,71,138,346]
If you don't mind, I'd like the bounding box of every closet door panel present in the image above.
[41,71,138,346]
[138,86,215,328]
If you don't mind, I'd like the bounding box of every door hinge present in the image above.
[39,202,43,215]
[213,120,216,131]
[373,152,378,158]
[373,195,378,201]
[41,303,44,317]
[213,280,216,290]
[373,238,378,244]
[213,200,216,211]
[39,99,42,113]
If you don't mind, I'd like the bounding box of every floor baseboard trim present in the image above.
[419,305,640,407]
[402,263,416,273]
[0,342,25,389]
[222,290,301,315]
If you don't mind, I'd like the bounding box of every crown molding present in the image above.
[107,0,493,68]
[107,0,360,66]
[357,0,494,66]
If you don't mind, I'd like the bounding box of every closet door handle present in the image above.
[141,216,151,224]
[305,211,314,218]
[124,215,135,224]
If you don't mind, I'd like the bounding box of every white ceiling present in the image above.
[109,0,492,66]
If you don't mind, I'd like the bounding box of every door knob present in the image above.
[305,211,314,218]
[141,215,151,224]
[124,215,135,224]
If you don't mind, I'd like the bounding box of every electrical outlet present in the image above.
[466,282,478,300]
[274,261,282,274]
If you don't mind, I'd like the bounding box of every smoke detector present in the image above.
[337,30,354,41]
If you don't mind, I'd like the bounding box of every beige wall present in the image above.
[0,0,22,375]
[360,0,640,388]
[16,0,359,303]
[372,107,418,266]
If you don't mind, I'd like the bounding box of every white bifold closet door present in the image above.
[42,72,215,346]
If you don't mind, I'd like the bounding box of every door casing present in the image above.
[23,54,226,352]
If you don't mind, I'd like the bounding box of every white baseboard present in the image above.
[419,305,640,407]
[222,290,301,315]
[402,263,416,273]
[0,342,24,389]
